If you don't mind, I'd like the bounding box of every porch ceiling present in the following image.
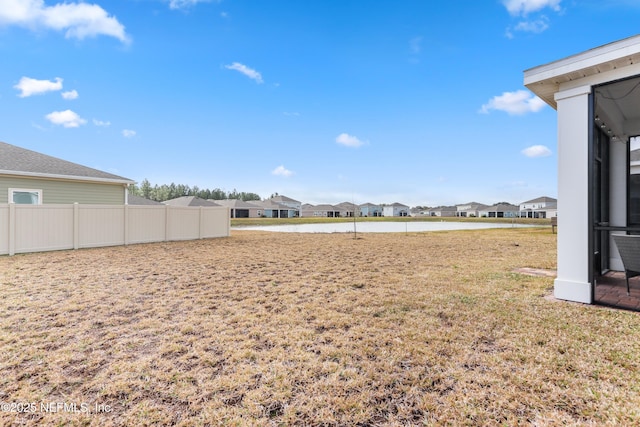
[595,76,640,138]
[524,34,640,139]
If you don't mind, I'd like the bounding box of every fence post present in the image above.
[165,205,170,242]
[124,204,129,246]
[8,203,15,256]
[73,203,79,250]
[199,206,204,239]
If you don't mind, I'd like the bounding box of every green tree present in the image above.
[240,192,261,201]
[140,179,152,199]
[128,183,140,196]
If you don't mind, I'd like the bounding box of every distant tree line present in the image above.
[129,179,262,202]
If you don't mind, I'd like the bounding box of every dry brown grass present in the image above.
[0,228,639,426]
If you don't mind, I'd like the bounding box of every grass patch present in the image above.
[1,227,639,425]
[231,216,551,227]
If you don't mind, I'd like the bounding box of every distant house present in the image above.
[425,206,457,217]
[0,141,134,205]
[519,196,557,219]
[214,199,261,218]
[269,195,301,216]
[300,203,313,216]
[163,196,220,207]
[301,204,342,217]
[336,202,360,217]
[479,203,520,218]
[456,202,488,217]
[359,202,382,217]
[383,202,410,217]
[250,200,297,218]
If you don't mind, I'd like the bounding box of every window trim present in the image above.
[8,188,43,205]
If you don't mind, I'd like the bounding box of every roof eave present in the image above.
[524,34,640,110]
[0,170,135,185]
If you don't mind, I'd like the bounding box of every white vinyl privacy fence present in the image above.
[0,203,230,256]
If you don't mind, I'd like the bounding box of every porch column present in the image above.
[554,85,592,304]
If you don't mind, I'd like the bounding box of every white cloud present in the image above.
[0,0,129,43]
[122,129,136,138]
[272,165,294,177]
[502,0,561,16]
[479,90,546,115]
[522,145,552,158]
[61,89,78,100]
[169,0,212,9]
[225,62,263,84]
[514,18,549,33]
[45,109,86,128]
[409,36,422,54]
[14,76,62,97]
[336,133,365,148]
[93,119,111,127]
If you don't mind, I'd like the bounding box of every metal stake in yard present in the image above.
[353,195,357,240]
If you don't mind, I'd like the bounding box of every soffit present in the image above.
[524,35,640,109]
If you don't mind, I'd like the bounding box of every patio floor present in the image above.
[595,271,640,311]
[516,268,640,311]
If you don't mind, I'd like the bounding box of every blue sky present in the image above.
[1,0,639,206]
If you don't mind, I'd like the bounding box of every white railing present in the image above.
[0,203,230,256]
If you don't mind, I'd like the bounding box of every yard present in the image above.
[0,228,639,425]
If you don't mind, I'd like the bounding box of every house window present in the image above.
[9,188,42,204]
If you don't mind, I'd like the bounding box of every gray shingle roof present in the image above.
[128,194,163,205]
[311,204,340,211]
[480,203,520,211]
[0,141,134,184]
[249,200,290,210]
[162,196,220,207]
[270,195,300,203]
[521,196,557,204]
[214,199,260,208]
[336,201,358,209]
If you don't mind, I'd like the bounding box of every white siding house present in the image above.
[456,202,487,217]
[359,203,382,217]
[525,34,640,304]
[269,195,301,216]
[519,196,557,219]
[383,203,410,217]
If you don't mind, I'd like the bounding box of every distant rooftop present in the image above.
[163,196,220,207]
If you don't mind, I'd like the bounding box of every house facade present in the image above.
[250,200,297,218]
[478,203,520,218]
[429,206,457,217]
[336,202,360,217]
[269,195,301,216]
[359,203,382,217]
[301,204,342,217]
[0,141,134,205]
[214,199,261,218]
[383,203,410,217]
[519,196,557,219]
[456,202,487,217]
[525,34,640,304]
